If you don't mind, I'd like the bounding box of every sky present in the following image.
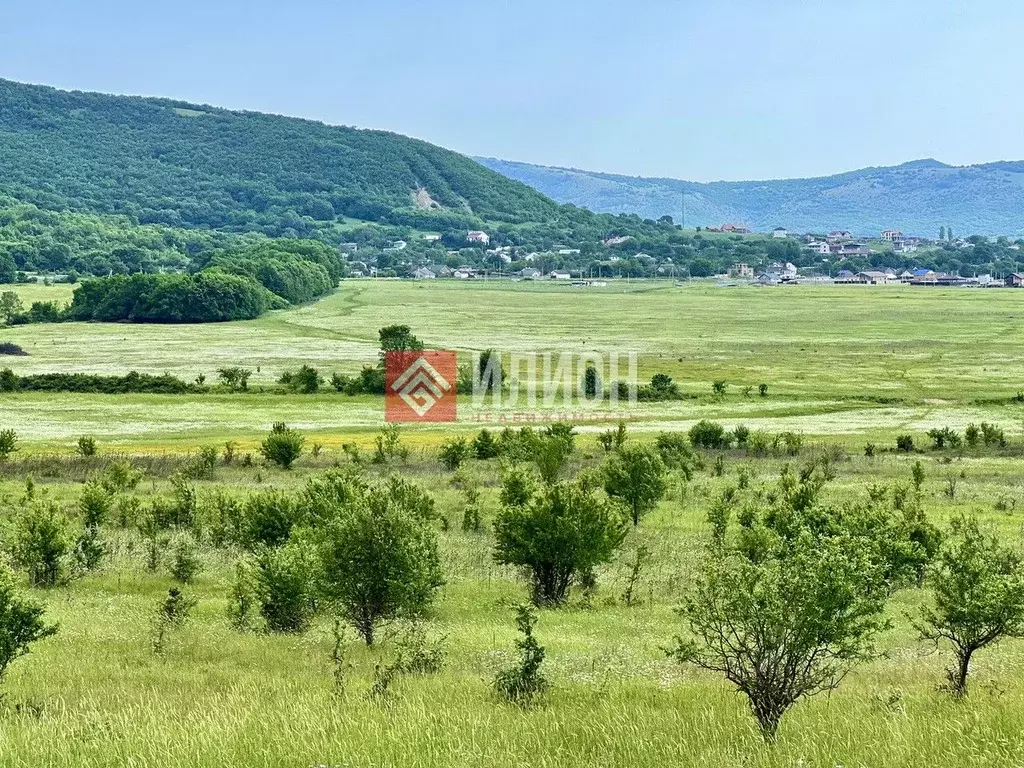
[1,0,1022,182]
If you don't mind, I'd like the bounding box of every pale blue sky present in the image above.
[2,0,1021,181]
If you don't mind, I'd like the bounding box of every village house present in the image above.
[828,230,853,242]
[602,235,632,247]
[411,267,436,279]
[772,227,789,239]
[1006,273,1024,287]
[730,263,754,277]
[549,270,572,280]
[832,242,873,257]
[806,241,831,255]
[881,229,904,244]
[518,268,542,279]
[856,271,894,285]
[721,223,751,234]
[421,233,442,242]
[466,230,490,245]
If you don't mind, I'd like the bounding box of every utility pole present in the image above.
[680,187,686,230]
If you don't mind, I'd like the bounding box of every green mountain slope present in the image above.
[476,157,1024,237]
[0,79,562,235]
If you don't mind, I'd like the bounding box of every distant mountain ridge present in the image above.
[476,157,1024,237]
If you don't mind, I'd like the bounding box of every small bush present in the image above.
[253,541,317,633]
[152,588,197,655]
[261,422,304,469]
[733,424,750,447]
[169,533,203,584]
[13,503,73,588]
[438,437,473,471]
[927,427,962,450]
[689,420,731,450]
[0,429,18,461]
[0,342,27,356]
[76,436,97,457]
[494,605,548,706]
[473,429,500,460]
[897,434,915,452]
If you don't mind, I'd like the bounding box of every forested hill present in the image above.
[476,157,1024,237]
[0,79,564,235]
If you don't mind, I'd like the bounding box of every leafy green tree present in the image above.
[438,437,473,471]
[260,422,304,469]
[493,482,627,606]
[13,502,74,587]
[319,485,443,645]
[533,435,573,485]
[0,291,22,323]
[917,514,1024,697]
[603,443,667,526]
[0,253,16,284]
[671,513,888,741]
[494,605,549,706]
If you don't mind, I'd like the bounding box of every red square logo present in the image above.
[385,350,458,422]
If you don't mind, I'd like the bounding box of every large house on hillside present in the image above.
[721,223,751,234]
[881,229,904,244]
[467,231,490,245]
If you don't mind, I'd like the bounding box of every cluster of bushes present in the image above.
[0,369,201,394]
[200,241,344,306]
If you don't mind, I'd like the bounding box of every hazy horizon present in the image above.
[3,0,1022,182]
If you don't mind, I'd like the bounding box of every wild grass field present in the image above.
[0,280,1023,767]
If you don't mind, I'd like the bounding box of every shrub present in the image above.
[13,503,73,588]
[655,432,698,477]
[261,422,304,469]
[980,422,1006,447]
[438,437,473,471]
[318,484,444,645]
[711,380,727,396]
[864,443,876,457]
[533,434,573,485]
[759,384,769,397]
[280,364,321,394]
[239,490,302,550]
[603,443,668,526]
[733,424,750,447]
[493,482,627,606]
[965,423,980,448]
[917,514,1024,697]
[597,421,628,453]
[0,563,58,686]
[689,420,731,450]
[896,434,915,452]
[169,533,203,584]
[473,429,500,460]
[494,605,548,706]
[927,427,962,450]
[372,424,407,464]
[254,541,318,633]
[0,342,27,356]
[217,367,252,392]
[76,436,97,457]
[0,429,17,461]
[100,460,143,493]
[74,524,106,572]
[78,481,112,528]
[152,588,197,655]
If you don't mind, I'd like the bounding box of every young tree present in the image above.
[260,422,304,469]
[0,429,18,461]
[0,563,58,686]
[13,502,73,588]
[0,292,23,324]
[603,443,667,526]
[319,486,443,645]
[533,435,573,485]
[917,514,1024,697]
[493,482,627,606]
[671,513,888,741]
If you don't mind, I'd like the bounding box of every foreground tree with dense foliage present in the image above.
[0,563,58,685]
[917,514,1024,697]
[493,479,627,606]
[318,473,444,645]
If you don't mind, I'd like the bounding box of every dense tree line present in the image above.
[0,369,200,393]
[68,271,281,323]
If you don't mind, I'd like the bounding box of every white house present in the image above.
[549,270,572,280]
[772,227,789,239]
[467,231,490,245]
[412,267,436,279]
[881,229,904,243]
[807,241,831,255]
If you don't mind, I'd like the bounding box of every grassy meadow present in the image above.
[0,280,1023,766]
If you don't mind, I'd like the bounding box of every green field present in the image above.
[3,281,1024,448]
[1,281,1024,767]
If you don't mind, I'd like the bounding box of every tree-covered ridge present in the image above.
[0,79,562,235]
